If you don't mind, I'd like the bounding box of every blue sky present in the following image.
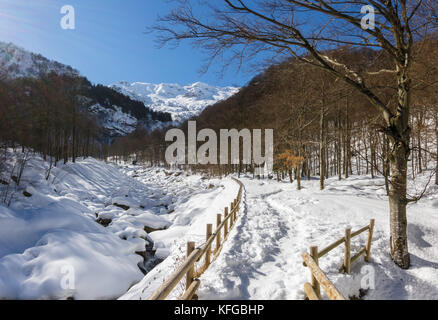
[0,0,253,87]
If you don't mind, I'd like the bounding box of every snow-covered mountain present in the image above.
[0,41,240,136]
[109,81,240,122]
[0,42,79,80]
[88,103,138,136]
[0,41,172,139]
[88,103,167,137]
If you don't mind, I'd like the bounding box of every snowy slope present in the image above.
[0,42,79,80]
[119,173,240,300]
[196,173,438,300]
[109,81,240,122]
[0,42,176,138]
[0,153,146,299]
[0,150,233,299]
[88,103,138,136]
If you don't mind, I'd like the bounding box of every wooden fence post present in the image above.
[310,246,321,299]
[186,242,195,291]
[303,252,345,300]
[344,228,351,274]
[365,219,375,262]
[216,214,222,253]
[224,207,229,237]
[205,224,213,268]
[230,202,234,227]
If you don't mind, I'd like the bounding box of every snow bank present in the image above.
[0,205,142,299]
[0,154,151,299]
[0,150,237,300]
[119,175,240,300]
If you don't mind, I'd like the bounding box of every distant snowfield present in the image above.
[197,174,438,300]
[110,81,240,122]
[88,104,138,136]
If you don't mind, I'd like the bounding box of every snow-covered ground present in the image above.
[1,149,437,300]
[0,151,234,299]
[197,173,438,300]
[119,171,239,300]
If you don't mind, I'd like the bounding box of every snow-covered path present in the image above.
[198,179,333,299]
[198,174,438,300]
[198,183,304,299]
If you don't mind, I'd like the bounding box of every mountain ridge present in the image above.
[0,41,240,136]
[109,81,240,122]
[0,41,79,80]
[0,41,172,139]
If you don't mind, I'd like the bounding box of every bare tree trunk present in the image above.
[417,110,423,174]
[364,130,369,175]
[296,164,301,190]
[370,133,375,179]
[383,135,390,196]
[387,69,411,269]
[325,139,329,179]
[389,142,410,269]
[319,105,325,190]
[72,108,76,163]
[85,129,90,159]
[344,99,350,179]
[337,108,342,180]
[297,129,303,190]
[63,129,68,164]
[435,113,438,185]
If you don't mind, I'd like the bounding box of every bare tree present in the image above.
[153,0,436,269]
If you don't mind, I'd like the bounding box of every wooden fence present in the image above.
[147,178,244,300]
[302,219,375,300]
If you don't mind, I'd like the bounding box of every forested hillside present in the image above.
[113,37,438,191]
[0,73,172,165]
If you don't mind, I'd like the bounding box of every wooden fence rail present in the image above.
[302,219,375,300]
[147,178,244,300]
